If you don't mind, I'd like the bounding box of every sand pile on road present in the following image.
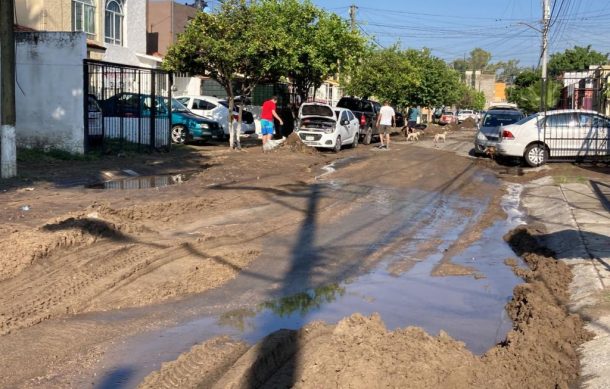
[283,132,318,154]
[138,226,592,389]
[462,117,477,128]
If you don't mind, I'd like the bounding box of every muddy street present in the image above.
[0,132,593,388]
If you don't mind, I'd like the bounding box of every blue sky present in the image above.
[203,0,610,67]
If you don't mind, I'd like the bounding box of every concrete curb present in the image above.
[522,177,610,389]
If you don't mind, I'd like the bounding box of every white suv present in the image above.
[497,109,610,166]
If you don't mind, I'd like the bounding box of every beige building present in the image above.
[14,0,157,67]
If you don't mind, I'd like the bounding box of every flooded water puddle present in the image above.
[86,172,195,190]
[91,162,526,388]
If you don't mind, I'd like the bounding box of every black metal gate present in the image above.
[541,71,609,161]
[84,59,172,152]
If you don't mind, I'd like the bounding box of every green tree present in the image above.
[456,84,485,110]
[495,59,522,83]
[342,45,421,107]
[507,79,561,113]
[258,0,364,102]
[548,45,609,77]
[164,0,285,148]
[403,49,462,108]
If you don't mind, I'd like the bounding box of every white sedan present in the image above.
[296,103,359,152]
[175,95,255,137]
[497,109,610,166]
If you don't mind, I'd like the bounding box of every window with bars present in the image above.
[72,0,95,37]
[105,0,124,45]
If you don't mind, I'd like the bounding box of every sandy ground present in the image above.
[0,127,607,388]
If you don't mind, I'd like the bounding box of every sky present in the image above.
[199,0,610,67]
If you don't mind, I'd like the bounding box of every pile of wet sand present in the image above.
[138,225,592,389]
[283,132,318,154]
[462,117,477,128]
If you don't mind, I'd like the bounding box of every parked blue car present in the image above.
[101,92,223,144]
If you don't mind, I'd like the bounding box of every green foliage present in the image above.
[255,0,365,100]
[548,45,609,77]
[507,79,561,113]
[456,84,485,110]
[343,47,460,108]
[451,48,493,72]
[343,45,420,107]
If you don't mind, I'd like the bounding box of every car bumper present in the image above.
[496,141,525,157]
[474,132,499,152]
[297,130,336,148]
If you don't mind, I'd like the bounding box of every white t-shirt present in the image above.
[378,105,395,126]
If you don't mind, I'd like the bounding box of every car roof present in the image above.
[175,95,222,103]
[538,109,604,115]
[485,109,523,115]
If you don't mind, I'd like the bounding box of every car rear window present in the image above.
[482,112,524,127]
[337,98,361,111]
[301,104,334,117]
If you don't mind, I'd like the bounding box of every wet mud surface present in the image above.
[0,132,597,388]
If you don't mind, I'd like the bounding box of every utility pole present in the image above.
[349,4,357,32]
[1,0,17,178]
[540,0,550,112]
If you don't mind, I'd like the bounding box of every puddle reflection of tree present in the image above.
[218,283,345,332]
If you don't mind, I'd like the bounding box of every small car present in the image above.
[296,103,360,152]
[474,109,525,155]
[176,95,255,137]
[101,92,223,144]
[497,109,610,166]
[439,111,456,125]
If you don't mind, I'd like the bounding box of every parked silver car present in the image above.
[474,109,525,154]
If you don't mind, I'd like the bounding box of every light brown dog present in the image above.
[406,132,419,141]
[434,131,447,143]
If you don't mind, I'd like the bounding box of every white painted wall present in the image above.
[173,76,201,96]
[103,0,149,67]
[15,32,87,153]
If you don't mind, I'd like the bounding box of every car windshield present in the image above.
[171,98,189,112]
[301,104,334,118]
[482,113,523,127]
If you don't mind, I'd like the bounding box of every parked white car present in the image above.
[175,95,255,137]
[296,103,359,152]
[457,109,476,123]
[497,109,610,166]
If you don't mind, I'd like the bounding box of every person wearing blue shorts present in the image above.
[260,96,283,150]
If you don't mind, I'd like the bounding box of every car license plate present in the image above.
[306,136,314,141]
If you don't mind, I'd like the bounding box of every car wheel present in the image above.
[351,132,359,148]
[363,127,372,145]
[171,125,188,144]
[524,143,548,167]
[334,135,342,153]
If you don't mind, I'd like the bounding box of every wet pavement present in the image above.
[89,157,527,389]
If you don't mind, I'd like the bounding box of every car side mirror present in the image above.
[341,119,349,125]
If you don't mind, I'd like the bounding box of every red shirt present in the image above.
[261,100,276,121]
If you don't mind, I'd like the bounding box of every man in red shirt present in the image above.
[260,96,283,148]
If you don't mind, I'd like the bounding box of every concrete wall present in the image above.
[148,0,198,56]
[15,32,87,153]
[173,76,201,96]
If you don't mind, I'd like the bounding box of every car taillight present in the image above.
[360,114,366,126]
[502,130,514,139]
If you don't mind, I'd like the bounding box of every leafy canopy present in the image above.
[548,45,608,77]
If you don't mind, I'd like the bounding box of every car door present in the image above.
[580,113,610,156]
[339,111,350,144]
[347,110,358,140]
[543,112,578,157]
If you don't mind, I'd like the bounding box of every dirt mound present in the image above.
[283,132,318,154]
[139,225,592,388]
[462,117,477,128]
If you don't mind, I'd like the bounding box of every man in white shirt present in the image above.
[376,101,396,149]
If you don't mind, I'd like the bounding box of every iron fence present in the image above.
[539,73,609,161]
[84,59,172,152]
